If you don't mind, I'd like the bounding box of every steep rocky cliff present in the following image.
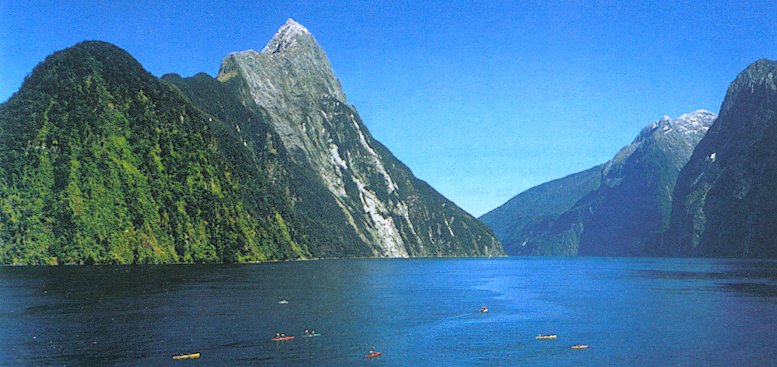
[214,19,502,257]
[0,20,503,264]
[665,59,777,258]
[575,111,715,256]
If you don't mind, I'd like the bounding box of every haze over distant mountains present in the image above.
[0,19,502,264]
[481,111,716,256]
[483,57,777,258]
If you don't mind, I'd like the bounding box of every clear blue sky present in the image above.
[2,1,776,216]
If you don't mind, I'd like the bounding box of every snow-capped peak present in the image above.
[677,109,716,126]
[262,18,312,54]
[633,110,717,143]
[660,110,716,136]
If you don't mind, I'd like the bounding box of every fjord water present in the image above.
[2,258,777,366]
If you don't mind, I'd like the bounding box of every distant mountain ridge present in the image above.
[481,110,716,256]
[478,165,603,255]
[0,19,502,264]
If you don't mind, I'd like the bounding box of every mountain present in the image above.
[479,165,603,255]
[664,59,777,258]
[482,111,715,256]
[0,41,310,264]
[0,20,502,264]
[210,19,502,258]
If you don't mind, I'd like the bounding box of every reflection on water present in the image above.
[1,257,777,366]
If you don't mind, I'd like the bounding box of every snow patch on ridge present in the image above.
[637,110,716,142]
[676,110,716,135]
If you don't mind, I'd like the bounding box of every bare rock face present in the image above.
[665,59,777,258]
[218,19,346,154]
[217,19,502,258]
[0,20,500,264]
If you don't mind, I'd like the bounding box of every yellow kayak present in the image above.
[535,334,557,340]
[570,345,589,350]
[172,352,201,360]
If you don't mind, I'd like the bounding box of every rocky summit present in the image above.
[0,20,502,264]
[213,19,502,258]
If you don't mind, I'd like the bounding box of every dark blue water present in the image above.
[2,257,777,366]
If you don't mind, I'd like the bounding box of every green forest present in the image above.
[0,42,309,264]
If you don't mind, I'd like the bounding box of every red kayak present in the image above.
[272,336,295,341]
[365,351,382,358]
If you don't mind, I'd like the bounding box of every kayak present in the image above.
[272,336,295,341]
[535,334,557,340]
[365,351,382,358]
[302,333,321,338]
[570,344,589,349]
[172,352,200,360]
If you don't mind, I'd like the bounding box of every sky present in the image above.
[1,1,776,216]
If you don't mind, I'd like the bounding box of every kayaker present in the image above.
[305,329,309,336]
